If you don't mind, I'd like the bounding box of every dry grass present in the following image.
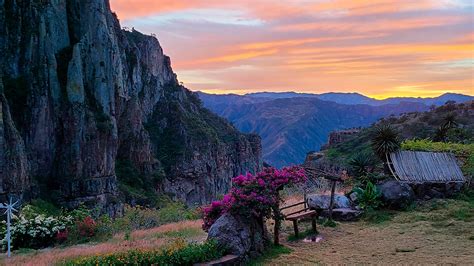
[1,220,205,266]
[266,197,474,265]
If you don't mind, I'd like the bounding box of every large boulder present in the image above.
[321,208,363,221]
[207,213,269,261]
[377,180,415,209]
[307,194,351,210]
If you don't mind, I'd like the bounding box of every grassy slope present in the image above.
[324,101,474,169]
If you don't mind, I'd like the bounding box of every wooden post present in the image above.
[292,220,299,238]
[303,192,307,209]
[328,179,337,221]
[274,205,280,245]
[311,215,317,234]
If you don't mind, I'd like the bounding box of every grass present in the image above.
[153,227,202,239]
[362,209,395,224]
[3,220,206,265]
[247,244,293,265]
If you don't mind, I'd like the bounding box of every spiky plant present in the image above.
[349,153,374,177]
[442,113,458,129]
[371,124,401,161]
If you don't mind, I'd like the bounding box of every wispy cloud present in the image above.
[111,0,474,98]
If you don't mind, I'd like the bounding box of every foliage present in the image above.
[201,166,307,231]
[1,211,73,250]
[115,159,164,206]
[401,139,474,177]
[370,124,401,161]
[112,203,198,233]
[349,152,375,177]
[353,181,382,210]
[62,239,225,266]
[76,216,97,237]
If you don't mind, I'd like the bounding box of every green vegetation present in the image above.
[353,181,382,210]
[62,239,225,266]
[112,204,199,233]
[371,124,401,161]
[115,159,165,206]
[144,82,240,176]
[393,189,473,233]
[401,139,474,177]
[248,244,292,266]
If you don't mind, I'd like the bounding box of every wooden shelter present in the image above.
[388,151,465,183]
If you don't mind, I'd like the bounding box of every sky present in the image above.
[110,0,474,98]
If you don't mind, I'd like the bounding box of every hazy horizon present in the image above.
[111,0,473,99]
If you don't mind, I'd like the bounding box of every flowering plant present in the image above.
[1,212,73,249]
[202,166,306,231]
[76,216,97,237]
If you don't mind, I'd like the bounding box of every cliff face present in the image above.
[0,0,262,214]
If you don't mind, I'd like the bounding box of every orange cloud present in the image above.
[113,0,474,98]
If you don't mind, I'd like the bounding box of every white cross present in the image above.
[0,197,19,257]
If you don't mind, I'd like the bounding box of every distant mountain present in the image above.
[198,92,436,167]
[241,91,473,106]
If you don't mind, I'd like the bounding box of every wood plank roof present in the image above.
[389,151,465,183]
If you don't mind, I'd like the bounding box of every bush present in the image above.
[353,181,382,210]
[202,166,307,231]
[63,239,226,266]
[1,211,73,249]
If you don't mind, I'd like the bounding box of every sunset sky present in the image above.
[110,0,473,98]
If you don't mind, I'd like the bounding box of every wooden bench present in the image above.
[280,201,318,238]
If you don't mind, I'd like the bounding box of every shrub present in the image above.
[353,181,382,210]
[202,166,307,231]
[63,239,225,266]
[1,212,73,250]
[77,216,97,237]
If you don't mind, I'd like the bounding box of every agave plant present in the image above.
[349,153,375,178]
[442,113,458,129]
[371,124,401,161]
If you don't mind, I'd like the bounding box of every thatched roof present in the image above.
[389,151,465,183]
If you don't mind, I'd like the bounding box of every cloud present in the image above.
[110,0,474,98]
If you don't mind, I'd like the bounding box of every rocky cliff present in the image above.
[0,0,261,214]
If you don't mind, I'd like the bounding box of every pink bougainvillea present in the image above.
[202,166,306,231]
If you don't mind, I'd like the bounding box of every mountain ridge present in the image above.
[198,91,453,167]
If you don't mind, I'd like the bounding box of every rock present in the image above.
[349,192,358,203]
[307,194,351,210]
[208,213,269,261]
[321,208,363,221]
[377,180,415,210]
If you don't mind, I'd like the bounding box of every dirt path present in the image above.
[267,203,474,265]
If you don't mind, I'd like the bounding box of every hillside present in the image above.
[322,101,474,168]
[0,0,261,213]
[198,92,437,167]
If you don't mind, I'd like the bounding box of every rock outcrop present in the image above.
[207,213,269,261]
[0,0,261,214]
[307,194,351,210]
[377,180,415,210]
